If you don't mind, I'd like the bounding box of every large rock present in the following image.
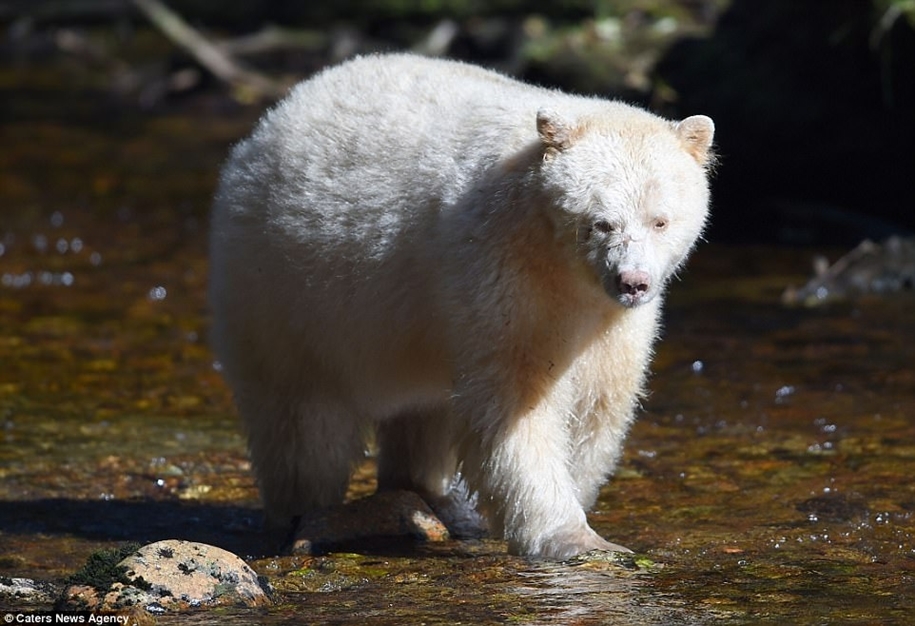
[61,540,271,612]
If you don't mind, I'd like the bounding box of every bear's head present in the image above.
[536,107,715,308]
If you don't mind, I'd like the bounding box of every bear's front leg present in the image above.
[461,396,632,560]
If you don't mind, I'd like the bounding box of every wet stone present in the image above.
[292,490,451,555]
[0,577,57,604]
[60,540,272,612]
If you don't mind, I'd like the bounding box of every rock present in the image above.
[60,540,271,612]
[0,577,56,604]
[292,490,451,555]
[782,236,915,306]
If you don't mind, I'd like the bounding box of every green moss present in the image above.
[67,543,151,592]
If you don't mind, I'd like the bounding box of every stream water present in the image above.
[1,75,913,624]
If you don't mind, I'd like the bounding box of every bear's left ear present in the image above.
[537,108,575,157]
[674,115,715,167]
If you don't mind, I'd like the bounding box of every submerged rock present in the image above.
[60,540,271,612]
[783,236,915,306]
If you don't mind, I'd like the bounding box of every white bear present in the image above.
[209,53,714,560]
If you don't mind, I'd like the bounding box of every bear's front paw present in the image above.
[522,524,632,560]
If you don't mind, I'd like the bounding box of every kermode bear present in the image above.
[210,53,714,559]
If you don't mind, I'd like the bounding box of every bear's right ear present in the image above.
[537,109,574,157]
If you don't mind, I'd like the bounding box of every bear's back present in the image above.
[250,55,544,194]
[244,55,658,194]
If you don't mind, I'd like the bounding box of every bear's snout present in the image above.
[616,269,652,305]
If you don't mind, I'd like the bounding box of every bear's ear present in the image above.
[537,108,575,156]
[674,115,715,167]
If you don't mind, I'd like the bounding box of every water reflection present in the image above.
[515,557,715,625]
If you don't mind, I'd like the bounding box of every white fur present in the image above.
[209,53,714,559]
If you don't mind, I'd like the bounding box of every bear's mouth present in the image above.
[615,290,654,307]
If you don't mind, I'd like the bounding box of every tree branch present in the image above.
[129,0,286,101]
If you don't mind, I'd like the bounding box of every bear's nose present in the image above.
[617,270,651,295]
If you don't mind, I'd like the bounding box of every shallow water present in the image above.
[2,77,914,624]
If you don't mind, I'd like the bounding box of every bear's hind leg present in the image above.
[238,387,367,530]
[376,413,487,538]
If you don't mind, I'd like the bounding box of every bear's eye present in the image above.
[652,217,668,231]
[593,220,614,234]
